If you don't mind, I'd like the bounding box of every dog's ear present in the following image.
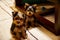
[25,3,30,7]
[22,14,26,20]
[24,3,30,10]
[12,12,18,17]
[32,4,37,8]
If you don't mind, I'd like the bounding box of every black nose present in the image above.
[29,12,31,14]
[17,21,20,24]
[30,9,32,11]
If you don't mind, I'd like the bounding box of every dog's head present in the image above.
[24,3,37,16]
[12,11,25,27]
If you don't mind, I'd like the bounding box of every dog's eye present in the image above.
[14,16,20,20]
[15,17,20,20]
[20,18,23,20]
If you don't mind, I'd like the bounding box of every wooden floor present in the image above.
[0,0,60,40]
[43,14,55,23]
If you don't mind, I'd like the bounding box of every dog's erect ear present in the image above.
[12,12,18,17]
[32,4,37,8]
[25,3,30,7]
[24,3,30,9]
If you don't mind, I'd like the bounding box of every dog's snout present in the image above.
[30,9,32,11]
[29,12,31,14]
[17,21,20,24]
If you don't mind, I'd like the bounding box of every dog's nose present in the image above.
[29,12,31,14]
[17,21,20,24]
[30,9,32,11]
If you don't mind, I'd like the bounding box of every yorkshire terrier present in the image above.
[10,11,27,40]
[24,3,39,28]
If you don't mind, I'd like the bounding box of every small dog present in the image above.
[24,3,39,28]
[10,11,27,40]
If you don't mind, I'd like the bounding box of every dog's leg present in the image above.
[25,18,30,29]
[21,27,27,39]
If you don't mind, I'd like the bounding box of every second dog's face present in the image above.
[26,6,34,16]
[24,3,37,16]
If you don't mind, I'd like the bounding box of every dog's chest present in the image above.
[26,16,34,21]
